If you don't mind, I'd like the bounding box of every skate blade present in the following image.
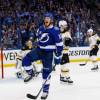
[60,81,73,85]
[91,69,99,72]
[24,77,35,84]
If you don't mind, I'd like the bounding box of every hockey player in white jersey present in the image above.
[16,40,34,78]
[16,23,37,79]
[58,20,73,83]
[87,28,100,71]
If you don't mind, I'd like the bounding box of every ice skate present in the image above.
[41,92,48,100]
[91,65,99,71]
[24,71,35,83]
[16,71,22,79]
[60,75,73,84]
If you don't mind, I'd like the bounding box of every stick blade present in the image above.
[27,93,37,99]
[79,63,86,66]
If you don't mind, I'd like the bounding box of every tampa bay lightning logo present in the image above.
[39,33,49,43]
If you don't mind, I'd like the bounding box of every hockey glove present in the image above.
[96,39,100,46]
[54,53,62,65]
[26,40,33,49]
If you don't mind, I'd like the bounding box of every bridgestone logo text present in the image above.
[69,50,90,56]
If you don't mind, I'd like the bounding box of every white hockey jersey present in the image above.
[89,34,99,48]
[62,31,72,53]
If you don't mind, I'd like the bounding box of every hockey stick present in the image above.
[26,65,56,99]
[79,61,88,66]
[79,58,90,66]
[79,51,90,66]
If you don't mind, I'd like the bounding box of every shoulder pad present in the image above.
[54,27,59,31]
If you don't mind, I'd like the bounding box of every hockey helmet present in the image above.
[87,28,93,33]
[44,12,54,22]
[87,28,93,36]
[59,20,67,28]
[59,20,68,32]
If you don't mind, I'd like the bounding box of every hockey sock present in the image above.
[16,58,22,71]
[60,64,70,77]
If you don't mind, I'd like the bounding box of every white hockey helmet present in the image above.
[59,20,68,32]
[87,28,93,33]
[59,20,67,28]
[87,28,93,36]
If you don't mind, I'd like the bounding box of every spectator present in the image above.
[0,0,99,49]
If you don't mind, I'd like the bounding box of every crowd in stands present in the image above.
[0,0,100,49]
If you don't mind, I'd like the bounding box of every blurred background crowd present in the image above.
[0,0,100,49]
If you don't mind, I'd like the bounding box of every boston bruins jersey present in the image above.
[89,34,99,48]
[62,31,72,53]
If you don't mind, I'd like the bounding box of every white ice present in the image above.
[0,62,100,100]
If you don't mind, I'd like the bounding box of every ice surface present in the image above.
[0,62,100,100]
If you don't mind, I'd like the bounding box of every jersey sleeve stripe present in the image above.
[56,42,63,46]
